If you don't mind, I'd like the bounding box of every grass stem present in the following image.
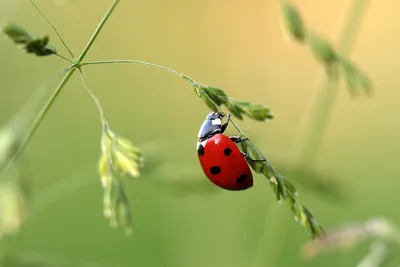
[77,0,120,63]
[2,67,76,177]
[2,0,123,177]
[254,1,370,266]
[295,0,371,164]
[28,0,75,59]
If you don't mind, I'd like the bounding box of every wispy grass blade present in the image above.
[28,0,75,59]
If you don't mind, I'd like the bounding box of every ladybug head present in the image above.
[197,112,225,140]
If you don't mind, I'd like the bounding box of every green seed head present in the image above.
[280,1,307,43]
[308,32,338,65]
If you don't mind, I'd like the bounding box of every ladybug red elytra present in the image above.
[196,112,264,191]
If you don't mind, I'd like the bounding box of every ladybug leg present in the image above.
[241,152,266,162]
[219,113,231,134]
[229,136,249,144]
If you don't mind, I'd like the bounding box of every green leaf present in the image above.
[205,86,229,105]
[340,59,359,95]
[308,31,338,65]
[243,142,265,173]
[226,99,243,120]
[234,101,274,121]
[260,161,272,180]
[272,173,286,201]
[359,74,373,95]
[238,136,248,154]
[199,90,219,112]
[244,104,274,121]
[340,58,373,96]
[301,206,325,238]
[285,192,325,238]
[285,193,300,218]
[280,1,307,42]
[280,175,298,196]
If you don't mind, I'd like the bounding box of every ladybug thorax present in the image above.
[197,112,224,140]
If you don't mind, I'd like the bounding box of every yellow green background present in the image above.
[0,0,399,266]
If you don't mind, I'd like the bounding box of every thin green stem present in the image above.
[296,77,339,164]
[2,67,77,177]
[28,0,75,59]
[82,60,191,81]
[77,0,120,63]
[23,67,76,145]
[78,69,107,128]
[55,53,74,64]
[82,59,203,91]
[254,1,370,267]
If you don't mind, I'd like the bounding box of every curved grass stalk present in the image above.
[253,1,371,267]
[78,69,107,129]
[82,60,183,77]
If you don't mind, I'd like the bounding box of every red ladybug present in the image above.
[197,112,260,191]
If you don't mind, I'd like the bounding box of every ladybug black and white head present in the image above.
[197,112,226,141]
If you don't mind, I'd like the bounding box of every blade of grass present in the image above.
[77,0,120,63]
[294,0,371,164]
[1,67,76,178]
[28,0,75,60]
[252,1,371,267]
[2,0,123,178]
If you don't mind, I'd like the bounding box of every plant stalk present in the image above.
[3,67,76,177]
[3,0,123,176]
[295,0,370,164]
[82,60,201,90]
[253,1,370,267]
[77,0,120,63]
[82,60,183,78]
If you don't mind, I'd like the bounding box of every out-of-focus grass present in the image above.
[1,0,400,267]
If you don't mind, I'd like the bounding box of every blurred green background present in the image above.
[0,0,399,266]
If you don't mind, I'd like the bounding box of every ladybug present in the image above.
[196,111,263,191]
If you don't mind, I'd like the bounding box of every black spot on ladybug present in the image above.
[210,166,221,175]
[224,148,232,156]
[197,144,205,156]
[236,174,247,183]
